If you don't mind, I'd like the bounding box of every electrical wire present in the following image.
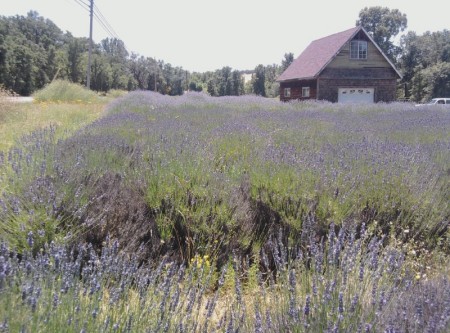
[94,4,120,39]
[73,0,129,53]
[73,0,90,12]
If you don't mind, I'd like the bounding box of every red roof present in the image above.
[277,27,362,82]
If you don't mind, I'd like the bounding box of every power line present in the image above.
[73,0,130,53]
[94,4,120,39]
[73,0,90,12]
[73,0,120,40]
[92,2,130,53]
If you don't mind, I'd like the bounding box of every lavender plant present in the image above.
[0,91,449,331]
[0,222,448,332]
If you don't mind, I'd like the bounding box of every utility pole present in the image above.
[86,0,94,89]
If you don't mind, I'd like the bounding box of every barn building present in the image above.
[277,26,402,103]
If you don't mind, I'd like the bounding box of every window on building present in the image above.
[302,87,310,97]
[284,88,291,97]
[350,40,368,59]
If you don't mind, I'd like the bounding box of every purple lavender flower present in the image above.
[304,294,311,316]
[350,294,359,313]
[26,231,34,248]
[53,292,59,309]
[254,304,263,333]
[338,291,344,315]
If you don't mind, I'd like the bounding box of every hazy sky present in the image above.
[1,0,448,72]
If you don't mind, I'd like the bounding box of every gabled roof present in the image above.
[277,26,402,82]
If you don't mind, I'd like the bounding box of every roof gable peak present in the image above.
[277,26,401,82]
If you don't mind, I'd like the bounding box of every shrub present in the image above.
[33,80,100,103]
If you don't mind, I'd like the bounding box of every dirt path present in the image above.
[5,96,34,103]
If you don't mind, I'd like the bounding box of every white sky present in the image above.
[1,0,448,72]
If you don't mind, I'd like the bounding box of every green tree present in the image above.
[5,43,34,95]
[207,79,216,96]
[356,7,407,61]
[101,38,129,90]
[411,62,450,102]
[67,36,87,84]
[101,38,128,63]
[129,53,150,90]
[231,70,244,96]
[218,66,232,96]
[252,64,266,96]
[264,64,280,98]
[90,54,112,92]
[281,52,294,72]
[399,30,450,100]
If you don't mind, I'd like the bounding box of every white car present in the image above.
[416,98,450,106]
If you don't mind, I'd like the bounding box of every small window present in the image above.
[284,88,291,98]
[350,40,367,59]
[302,87,310,98]
[437,99,445,104]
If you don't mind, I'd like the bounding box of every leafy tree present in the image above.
[5,43,34,95]
[188,81,196,91]
[252,64,266,96]
[16,11,64,50]
[281,52,294,72]
[0,20,7,84]
[67,36,87,84]
[231,70,244,96]
[101,38,129,90]
[398,31,421,83]
[356,7,407,61]
[207,79,216,96]
[129,53,151,90]
[101,38,128,63]
[264,64,280,98]
[218,66,232,96]
[399,30,450,100]
[411,62,450,102]
[90,54,112,92]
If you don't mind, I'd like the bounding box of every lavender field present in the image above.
[0,91,449,332]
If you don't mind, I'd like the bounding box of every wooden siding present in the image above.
[318,78,397,102]
[320,67,398,80]
[280,80,317,102]
[327,38,391,70]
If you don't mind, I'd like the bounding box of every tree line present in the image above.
[0,11,290,98]
[1,9,449,101]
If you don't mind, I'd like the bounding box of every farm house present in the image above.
[277,26,402,103]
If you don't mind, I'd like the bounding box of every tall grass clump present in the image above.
[33,80,101,103]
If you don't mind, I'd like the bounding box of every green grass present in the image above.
[0,82,106,152]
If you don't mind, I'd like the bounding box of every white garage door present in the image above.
[338,88,374,103]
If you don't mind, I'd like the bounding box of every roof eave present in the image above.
[276,76,317,83]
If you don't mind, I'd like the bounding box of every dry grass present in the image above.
[0,86,19,122]
[0,100,105,152]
